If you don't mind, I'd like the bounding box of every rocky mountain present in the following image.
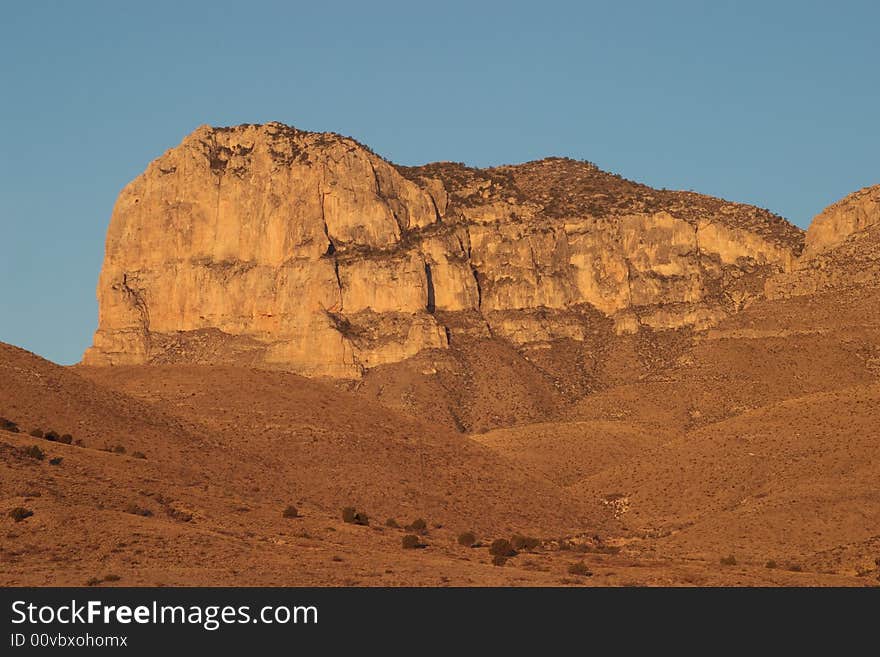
[768,184,880,299]
[84,122,804,377]
[7,136,879,585]
[803,184,880,256]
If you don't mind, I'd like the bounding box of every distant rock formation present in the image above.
[768,184,880,299]
[803,184,880,257]
[84,122,804,377]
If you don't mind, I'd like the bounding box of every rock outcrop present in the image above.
[803,184,880,257]
[84,122,804,377]
[767,185,880,299]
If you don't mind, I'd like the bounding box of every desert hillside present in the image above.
[2,340,624,585]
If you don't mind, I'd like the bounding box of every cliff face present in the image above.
[768,185,880,299]
[84,122,804,377]
[803,184,880,257]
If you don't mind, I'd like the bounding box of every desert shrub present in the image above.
[124,503,153,517]
[511,534,541,551]
[29,428,44,438]
[402,534,422,549]
[406,518,428,534]
[167,507,193,522]
[131,451,146,459]
[489,539,517,558]
[282,505,299,519]
[492,555,508,567]
[385,518,399,528]
[59,434,73,445]
[112,445,126,454]
[0,417,19,432]
[720,555,737,566]
[567,561,593,577]
[458,531,477,547]
[44,430,60,442]
[787,563,803,572]
[86,578,102,587]
[558,538,571,551]
[765,560,778,569]
[324,310,361,339]
[9,507,33,522]
[342,507,369,526]
[22,445,44,461]
[576,542,621,555]
[49,457,63,466]
[103,574,121,582]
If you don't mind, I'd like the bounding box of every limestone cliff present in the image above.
[767,184,880,299]
[803,184,880,257]
[84,122,804,377]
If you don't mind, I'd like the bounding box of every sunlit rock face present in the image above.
[84,122,804,377]
[802,184,880,257]
[766,185,880,300]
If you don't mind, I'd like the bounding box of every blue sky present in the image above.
[1,0,877,364]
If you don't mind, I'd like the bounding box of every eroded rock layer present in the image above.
[84,122,804,377]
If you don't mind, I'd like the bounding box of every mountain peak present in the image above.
[85,123,805,377]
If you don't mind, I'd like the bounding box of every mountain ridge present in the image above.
[83,121,807,378]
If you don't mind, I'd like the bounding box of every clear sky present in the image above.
[1,1,878,365]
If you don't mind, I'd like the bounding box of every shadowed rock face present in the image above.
[84,122,804,377]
